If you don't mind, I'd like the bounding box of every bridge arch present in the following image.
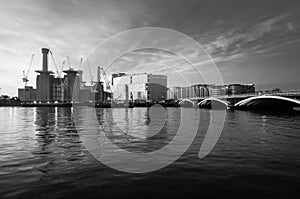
[198,98,229,106]
[178,99,196,107]
[198,98,229,109]
[234,95,300,111]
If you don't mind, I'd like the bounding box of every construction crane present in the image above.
[86,59,93,85]
[61,59,66,75]
[49,50,61,78]
[85,59,97,93]
[49,50,67,102]
[79,56,83,69]
[100,67,112,93]
[50,52,65,82]
[22,53,35,87]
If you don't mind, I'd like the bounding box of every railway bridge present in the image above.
[178,92,300,111]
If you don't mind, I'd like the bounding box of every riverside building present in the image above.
[112,73,167,102]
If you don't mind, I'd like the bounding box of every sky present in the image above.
[1,0,300,96]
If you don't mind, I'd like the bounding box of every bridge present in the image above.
[177,92,300,111]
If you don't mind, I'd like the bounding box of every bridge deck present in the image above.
[179,92,300,101]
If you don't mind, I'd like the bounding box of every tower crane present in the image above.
[79,56,83,69]
[86,59,96,92]
[49,50,67,102]
[49,50,61,78]
[87,59,93,84]
[61,59,66,75]
[22,53,35,87]
[100,67,112,93]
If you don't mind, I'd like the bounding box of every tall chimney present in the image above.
[41,48,50,72]
[97,66,101,82]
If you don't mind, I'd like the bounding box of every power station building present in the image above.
[18,48,111,103]
[34,48,81,102]
[112,73,167,102]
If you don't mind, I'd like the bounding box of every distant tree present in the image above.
[10,97,21,105]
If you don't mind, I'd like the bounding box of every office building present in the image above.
[112,73,167,102]
[209,85,227,97]
[18,86,36,102]
[168,84,211,99]
[227,84,255,95]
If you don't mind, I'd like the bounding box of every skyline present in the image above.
[1,0,300,96]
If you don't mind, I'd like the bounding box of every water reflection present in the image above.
[1,107,300,198]
[74,106,202,173]
[90,107,178,153]
[32,107,84,173]
[33,107,56,155]
[111,105,168,139]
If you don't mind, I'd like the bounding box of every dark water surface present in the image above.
[0,107,299,198]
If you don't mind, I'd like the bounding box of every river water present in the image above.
[0,107,299,198]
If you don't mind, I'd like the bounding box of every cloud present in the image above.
[201,12,299,62]
[1,0,300,95]
[286,22,295,31]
